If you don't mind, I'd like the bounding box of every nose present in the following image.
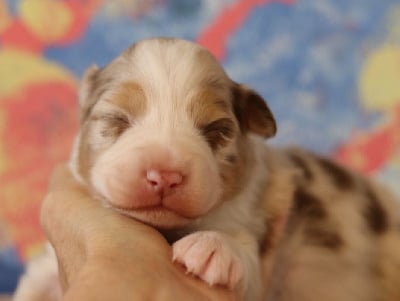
[146,169,183,195]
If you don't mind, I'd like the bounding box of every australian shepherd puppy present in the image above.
[14,38,400,301]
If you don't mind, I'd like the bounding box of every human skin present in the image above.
[40,165,239,301]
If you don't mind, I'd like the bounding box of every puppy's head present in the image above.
[73,38,276,229]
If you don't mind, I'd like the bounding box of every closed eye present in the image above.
[92,113,131,138]
[100,113,130,124]
[201,118,235,150]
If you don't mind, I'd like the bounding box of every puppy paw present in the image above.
[172,231,243,289]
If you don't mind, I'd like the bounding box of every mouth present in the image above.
[112,205,193,229]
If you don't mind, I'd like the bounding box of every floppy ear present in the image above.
[232,83,277,138]
[78,65,102,123]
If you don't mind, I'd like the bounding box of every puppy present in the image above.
[14,38,400,301]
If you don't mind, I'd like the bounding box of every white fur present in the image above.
[188,135,268,300]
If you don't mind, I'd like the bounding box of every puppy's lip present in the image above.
[111,205,193,229]
[110,202,193,218]
[135,205,186,216]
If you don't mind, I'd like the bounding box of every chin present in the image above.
[112,206,194,230]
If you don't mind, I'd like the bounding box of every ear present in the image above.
[78,65,101,123]
[232,83,277,138]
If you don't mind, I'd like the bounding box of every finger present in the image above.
[40,164,97,245]
[49,164,85,193]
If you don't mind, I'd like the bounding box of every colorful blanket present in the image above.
[1,0,399,293]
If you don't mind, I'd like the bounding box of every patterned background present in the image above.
[0,0,399,294]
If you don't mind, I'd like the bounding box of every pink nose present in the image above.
[146,169,183,195]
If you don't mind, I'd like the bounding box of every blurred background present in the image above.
[0,0,399,295]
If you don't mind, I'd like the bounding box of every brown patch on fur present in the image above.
[259,215,288,256]
[259,220,274,255]
[288,152,313,181]
[363,183,388,234]
[290,180,345,250]
[188,87,238,151]
[292,187,327,220]
[232,84,277,138]
[304,227,344,250]
[189,89,232,125]
[107,81,147,118]
[201,118,235,150]
[219,136,253,201]
[315,156,354,190]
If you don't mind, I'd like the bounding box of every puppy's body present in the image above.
[14,38,400,301]
[262,148,400,301]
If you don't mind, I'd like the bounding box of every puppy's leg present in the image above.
[172,230,261,301]
[13,245,61,301]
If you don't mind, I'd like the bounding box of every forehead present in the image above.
[124,39,230,91]
[99,39,234,121]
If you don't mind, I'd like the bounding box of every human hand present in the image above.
[41,165,239,301]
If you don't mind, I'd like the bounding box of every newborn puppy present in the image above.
[14,38,400,301]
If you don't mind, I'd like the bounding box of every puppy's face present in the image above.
[73,38,276,229]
